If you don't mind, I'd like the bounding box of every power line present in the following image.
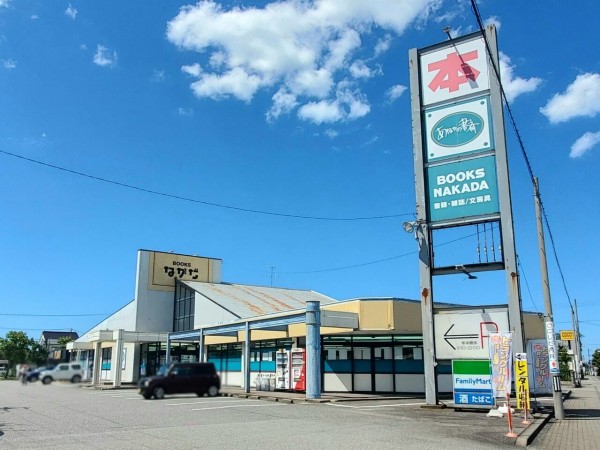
[0,149,411,222]
[0,327,79,332]
[470,1,575,310]
[281,226,490,274]
[517,255,541,313]
[0,313,108,317]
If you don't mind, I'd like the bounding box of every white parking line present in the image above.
[165,398,248,406]
[90,391,139,397]
[191,403,286,411]
[326,402,425,409]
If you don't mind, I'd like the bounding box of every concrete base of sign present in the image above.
[486,408,504,418]
[498,404,515,415]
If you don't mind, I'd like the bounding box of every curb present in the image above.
[515,390,572,447]
[515,412,552,447]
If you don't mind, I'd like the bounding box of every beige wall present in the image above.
[195,300,545,346]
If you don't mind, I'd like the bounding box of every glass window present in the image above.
[325,347,350,360]
[353,347,371,360]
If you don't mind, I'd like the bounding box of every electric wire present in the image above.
[0,327,79,332]
[0,313,108,317]
[470,0,575,311]
[516,255,541,313]
[0,149,411,222]
[281,225,494,274]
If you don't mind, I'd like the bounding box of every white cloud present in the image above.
[30,14,39,20]
[153,69,165,82]
[289,68,333,98]
[166,0,437,123]
[93,45,117,67]
[181,63,202,77]
[267,87,298,122]
[385,84,406,103]
[570,131,600,158]
[540,73,600,124]
[2,58,16,69]
[374,34,392,56]
[178,107,194,116]
[349,60,372,79]
[0,0,9,8]
[65,4,78,19]
[499,52,541,102]
[364,136,379,146]
[298,100,343,124]
[190,67,261,102]
[324,129,339,139]
[297,79,370,124]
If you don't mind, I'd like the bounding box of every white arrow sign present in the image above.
[434,307,509,359]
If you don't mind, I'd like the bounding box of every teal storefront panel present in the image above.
[374,360,394,374]
[427,155,499,222]
[394,360,425,373]
[324,360,352,373]
[354,360,371,373]
[250,361,276,372]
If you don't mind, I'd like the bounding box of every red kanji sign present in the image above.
[428,50,481,93]
[418,36,489,106]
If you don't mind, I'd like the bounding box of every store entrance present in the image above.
[139,342,200,378]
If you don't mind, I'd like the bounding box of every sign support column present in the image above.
[485,25,524,354]
[410,47,437,405]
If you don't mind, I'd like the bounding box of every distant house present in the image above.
[39,331,79,362]
[39,331,80,349]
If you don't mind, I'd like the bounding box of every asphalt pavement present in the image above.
[3,377,598,448]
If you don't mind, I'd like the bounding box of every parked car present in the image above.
[40,363,84,384]
[27,366,55,382]
[138,362,220,400]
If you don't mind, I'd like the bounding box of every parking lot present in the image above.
[1,381,521,449]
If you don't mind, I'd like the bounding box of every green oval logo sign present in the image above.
[431,112,483,147]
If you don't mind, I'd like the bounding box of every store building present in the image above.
[69,249,545,394]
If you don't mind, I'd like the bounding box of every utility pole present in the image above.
[534,177,564,420]
[570,304,581,387]
[574,298,582,380]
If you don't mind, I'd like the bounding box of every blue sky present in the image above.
[1,1,598,361]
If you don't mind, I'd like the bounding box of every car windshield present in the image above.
[156,365,170,376]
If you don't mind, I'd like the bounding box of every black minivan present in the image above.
[138,362,221,400]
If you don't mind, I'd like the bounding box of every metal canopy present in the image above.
[168,309,358,341]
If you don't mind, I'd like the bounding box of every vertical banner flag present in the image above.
[527,339,552,395]
[514,353,530,410]
[489,332,513,397]
[545,321,560,374]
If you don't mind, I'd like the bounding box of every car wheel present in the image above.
[207,385,219,397]
[71,375,82,383]
[196,392,204,397]
[42,376,52,385]
[142,393,152,400]
[153,386,165,400]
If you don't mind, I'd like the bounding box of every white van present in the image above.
[40,362,84,384]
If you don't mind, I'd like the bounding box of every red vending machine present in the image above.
[290,348,306,391]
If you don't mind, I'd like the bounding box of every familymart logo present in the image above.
[432,111,483,147]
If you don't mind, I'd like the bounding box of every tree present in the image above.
[56,335,74,346]
[0,331,48,377]
[592,349,600,374]
[558,345,572,381]
[28,341,49,366]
